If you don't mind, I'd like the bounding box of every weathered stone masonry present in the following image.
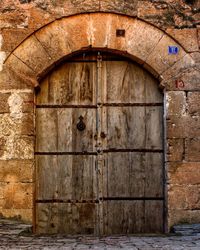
[0,0,199,231]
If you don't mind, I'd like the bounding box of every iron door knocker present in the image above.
[77,115,86,131]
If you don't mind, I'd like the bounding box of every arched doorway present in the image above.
[35,51,164,235]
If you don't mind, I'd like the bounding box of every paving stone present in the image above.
[0,219,200,249]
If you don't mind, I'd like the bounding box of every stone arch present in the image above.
[4,13,195,89]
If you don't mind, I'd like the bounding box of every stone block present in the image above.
[0,113,34,137]
[0,209,32,222]
[12,35,52,77]
[0,91,34,114]
[185,138,200,162]
[188,92,200,115]
[0,93,10,113]
[146,34,186,75]
[61,14,91,53]
[0,68,27,91]
[191,52,200,70]
[0,135,34,160]
[87,13,121,49]
[161,54,195,82]
[168,209,200,228]
[100,0,138,16]
[5,55,37,88]
[35,20,72,63]
[137,1,174,29]
[163,68,200,91]
[100,0,125,13]
[168,162,200,185]
[166,91,186,117]
[123,0,139,16]
[20,113,34,136]
[167,139,184,162]
[64,0,99,13]
[167,115,200,138]
[1,28,34,53]
[0,183,5,199]
[126,19,163,63]
[0,137,6,158]
[3,183,33,209]
[166,28,199,52]
[26,7,55,30]
[103,14,131,52]
[0,160,33,183]
[168,185,200,210]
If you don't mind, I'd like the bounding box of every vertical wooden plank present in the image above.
[51,62,97,105]
[36,108,58,152]
[145,73,163,103]
[36,203,59,234]
[36,107,97,153]
[145,201,164,233]
[57,108,96,152]
[36,76,49,104]
[144,153,163,197]
[71,108,96,152]
[103,201,145,234]
[105,153,145,198]
[36,203,98,234]
[71,155,97,201]
[57,108,73,152]
[37,62,97,105]
[103,61,146,103]
[145,106,163,149]
[36,155,59,200]
[129,153,146,197]
[36,155,97,201]
[106,107,146,149]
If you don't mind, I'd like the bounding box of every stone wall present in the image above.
[0,0,199,231]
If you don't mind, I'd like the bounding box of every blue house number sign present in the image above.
[168,46,179,55]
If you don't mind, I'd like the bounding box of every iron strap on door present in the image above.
[95,52,104,236]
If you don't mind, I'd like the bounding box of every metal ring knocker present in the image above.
[77,115,86,131]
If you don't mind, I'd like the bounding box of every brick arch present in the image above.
[4,13,194,88]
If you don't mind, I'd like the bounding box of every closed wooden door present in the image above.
[35,52,164,234]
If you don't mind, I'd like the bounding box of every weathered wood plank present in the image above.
[37,62,97,105]
[103,152,163,198]
[103,153,145,197]
[145,200,164,233]
[106,107,146,149]
[103,200,164,234]
[145,106,163,149]
[36,108,58,152]
[36,108,96,152]
[36,203,98,234]
[102,61,162,104]
[71,108,96,152]
[144,153,163,197]
[103,201,145,234]
[36,155,97,200]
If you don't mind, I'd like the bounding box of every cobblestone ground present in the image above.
[0,219,200,249]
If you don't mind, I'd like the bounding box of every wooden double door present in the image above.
[35,52,164,234]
